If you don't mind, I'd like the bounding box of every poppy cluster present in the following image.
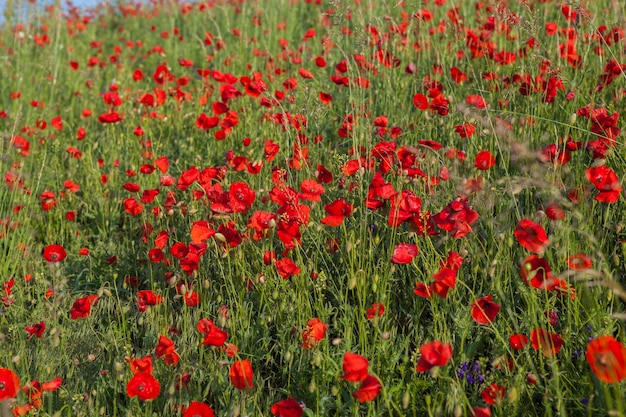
[341,353,382,403]
[126,356,161,401]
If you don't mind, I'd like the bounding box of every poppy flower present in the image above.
[126,355,154,374]
[25,321,46,339]
[514,219,549,253]
[126,372,161,401]
[481,383,506,405]
[470,296,500,325]
[391,243,418,265]
[154,335,180,366]
[341,352,369,382]
[229,360,253,390]
[275,257,301,279]
[566,253,593,270]
[416,341,453,372]
[474,150,496,170]
[271,398,303,417]
[69,295,99,319]
[586,336,626,383]
[352,375,382,403]
[509,334,529,350]
[183,401,215,417]
[520,254,558,290]
[197,319,228,347]
[97,112,123,123]
[472,407,492,417]
[321,198,353,226]
[301,318,327,348]
[0,368,20,400]
[454,123,476,138]
[366,302,385,319]
[413,93,428,110]
[43,244,66,262]
[530,328,564,357]
[585,166,622,203]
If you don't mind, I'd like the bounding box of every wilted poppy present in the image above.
[0,368,20,400]
[229,360,253,390]
[352,375,382,403]
[586,336,626,383]
[126,372,161,401]
[416,341,453,372]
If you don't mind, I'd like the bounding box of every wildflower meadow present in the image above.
[0,0,625,416]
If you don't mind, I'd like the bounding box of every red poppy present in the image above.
[586,336,626,383]
[470,296,500,325]
[514,219,549,253]
[154,335,180,366]
[413,282,433,298]
[183,401,215,417]
[301,318,327,348]
[190,220,216,244]
[197,319,228,347]
[352,375,382,403]
[545,202,565,220]
[126,355,154,374]
[530,328,564,357]
[25,321,46,339]
[585,166,622,203]
[341,352,369,382]
[454,123,476,138]
[229,360,253,390]
[41,377,62,392]
[416,341,453,372]
[69,295,99,319]
[520,254,558,290]
[481,383,506,405]
[0,368,20,400]
[366,302,385,319]
[271,398,303,417]
[275,257,301,279]
[413,93,428,110]
[474,150,496,170]
[472,407,492,417]
[391,243,418,265]
[321,198,353,226]
[43,244,66,262]
[567,253,593,270]
[509,334,529,350]
[97,112,123,123]
[126,372,161,401]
